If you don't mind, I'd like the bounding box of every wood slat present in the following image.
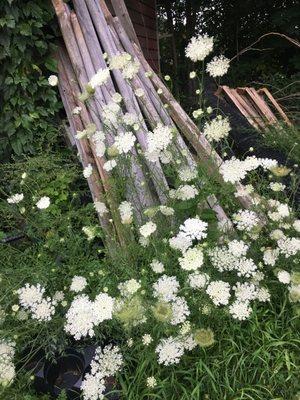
[258,88,292,126]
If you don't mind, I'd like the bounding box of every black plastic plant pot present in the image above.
[44,349,85,398]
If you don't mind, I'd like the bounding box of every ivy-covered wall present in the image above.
[0,0,61,161]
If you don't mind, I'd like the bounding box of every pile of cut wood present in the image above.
[52,0,252,255]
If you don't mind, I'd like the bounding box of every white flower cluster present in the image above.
[188,271,209,289]
[185,34,214,62]
[119,201,133,224]
[139,221,157,238]
[7,193,24,204]
[150,259,165,274]
[267,199,290,222]
[36,196,50,209]
[209,240,257,277]
[118,279,141,297]
[121,59,140,79]
[0,340,15,387]
[170,184,198,201]
[114,131,136,154]
[81,345,123,400]
[178,166,198,182]
[82,226,97,241]
[145,124,173,163]
[206,55,230,77]
[122,112,139,127]
[102,102,121,127]
[70,276,87,293]
[88,68,110,89]
[277,237,300,258]
[91,131,106,158]
[203,116,231,142]
[220,156,277,184]
[18,283,56,322]
[103,159,117,172]
[83,164,93,179]
[179,247,204,271]
[94,201,108,216]
[206,280,231,306]
[179,217,208,241]
[109,53,131,70]
[65,293,114,340]
[155,336,184,365]
[233,210,259,232]
[153,275,180,302]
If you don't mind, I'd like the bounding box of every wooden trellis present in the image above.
[216,85,292,131]
[52,0,254,255]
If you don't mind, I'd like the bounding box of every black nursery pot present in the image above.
[44,349,85,398]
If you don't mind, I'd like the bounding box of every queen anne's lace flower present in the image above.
[188,272,209,289]
[206,280,231,305]
[122,113,139,126]
[178,167,198,182]
[70,276,87,293]
[203,116,230,142]
[185,34,214,62]
[91,131,106,158]
[139,221,157,238]
[18,283,56,322]
[277,270,291,284]
[170,296,190,325]
[208,247,238,272]
[18,284,45,309]
[122,59,140,79]
[94,201,108,216]
[31,297,56,321]
[150,259,165,273]
[277,237,300,257]
[0,340,16,386]
[170,185,198,201]
[228,240,249,257]
[36,196,50,209]
[7,193,24,204]
[169,234,192,253]
[153,275,180,302]
[88,68,110,89]
[229,300,252,320]
[179,217,208,241]
[83,164,93,179]
[114,132,136,154]
[103,159,117,172]
[119,201,133,224]
[179,247,204,271]
[156,336,184,365]
[142,334,153,346]
[118,279,141,297]
[235,257,257,277]
[145,124,173,162]
[65,293,114,340]
[206,55,230,77]
[263,248,279,266]
[48,75,58,86]
[146,376,157,388]
[109,53,131,70]
[81,345,123,400]
[233,210,259,232]
[102,102,121,127]
[234,282,257,302]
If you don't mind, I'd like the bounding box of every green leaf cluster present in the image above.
[0,0,61,160]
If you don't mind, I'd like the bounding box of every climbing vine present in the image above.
[0,0,61,160]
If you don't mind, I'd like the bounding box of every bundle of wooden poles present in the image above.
[52,0,253,255]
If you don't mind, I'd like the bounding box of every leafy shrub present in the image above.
[0,0,61,160]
